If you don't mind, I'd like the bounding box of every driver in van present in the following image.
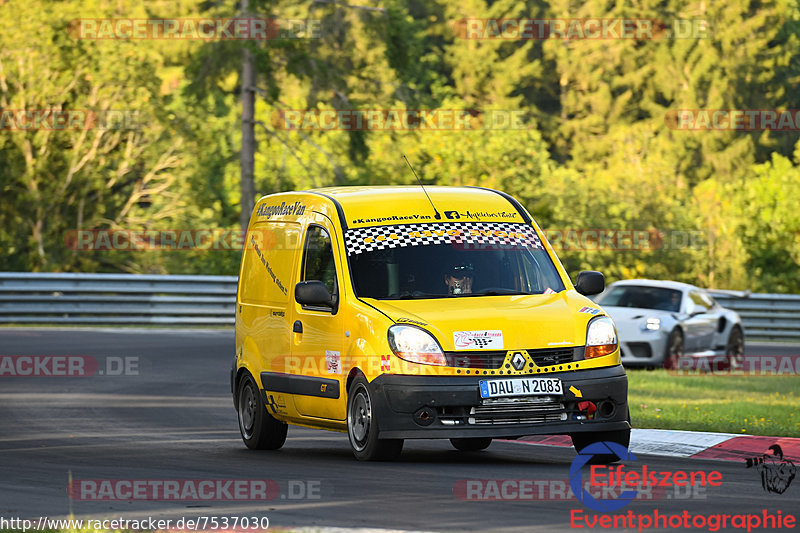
[444,263,473,295]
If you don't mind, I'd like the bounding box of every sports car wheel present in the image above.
[726,326,745,370]
[347,376,403,461]
[237,373,287,450]
[663,329,684,369]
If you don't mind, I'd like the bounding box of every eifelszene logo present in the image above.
[569,441,637,512]
[569,441,723,512]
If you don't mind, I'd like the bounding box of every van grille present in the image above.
[468,397,567,425]
[445,351,506,369]
[444,347,580,369]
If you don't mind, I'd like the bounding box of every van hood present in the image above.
[363,292,600,351]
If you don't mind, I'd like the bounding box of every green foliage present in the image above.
[732,151,800,293]
[1,0,799,290]
[628,369,800,437]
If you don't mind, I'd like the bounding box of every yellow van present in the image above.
[232,186,629,460]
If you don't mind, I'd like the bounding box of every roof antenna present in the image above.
[403,154,441,220]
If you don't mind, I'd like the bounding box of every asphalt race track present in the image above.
[1,328,798,532]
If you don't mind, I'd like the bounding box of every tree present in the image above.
[0,0,188,272]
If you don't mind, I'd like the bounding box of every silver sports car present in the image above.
[594,279,745,369]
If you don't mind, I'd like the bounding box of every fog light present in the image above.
[413,406,436,426]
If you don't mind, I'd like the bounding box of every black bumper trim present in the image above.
[261,371,340,399]
[368,364,628,439]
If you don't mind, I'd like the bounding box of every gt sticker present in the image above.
[325,350,341,374]
[579,306,601,315]
[454,330,504,350]
[396,317,427,327]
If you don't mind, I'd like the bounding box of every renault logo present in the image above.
[510,352,526,371]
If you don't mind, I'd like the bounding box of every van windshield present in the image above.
[345,222,565,299]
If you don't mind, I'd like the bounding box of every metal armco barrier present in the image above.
[0,272,797,339]
[709,290,800,342]
[0,272,236,325]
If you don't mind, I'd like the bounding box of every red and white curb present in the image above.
[505,429,800,461]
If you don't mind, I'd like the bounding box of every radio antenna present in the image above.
[403,154,441,220]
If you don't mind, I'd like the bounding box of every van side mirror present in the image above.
[575,271,605,296]
[295,281,336,309]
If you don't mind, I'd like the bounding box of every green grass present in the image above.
[627,369,800,437]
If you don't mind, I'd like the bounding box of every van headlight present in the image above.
[388,325,446,366]
[584,316,618,359]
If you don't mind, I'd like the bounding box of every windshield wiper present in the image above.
[467,288,533,296]
[389,291,448,300]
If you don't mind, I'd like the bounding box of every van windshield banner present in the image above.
[344,222,543,255]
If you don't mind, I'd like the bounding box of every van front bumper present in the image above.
[368,364,629,440]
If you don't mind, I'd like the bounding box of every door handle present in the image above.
[293,320,303,333]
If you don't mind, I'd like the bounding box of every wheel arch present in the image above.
[346,367,365,394]
[233,367,256,409]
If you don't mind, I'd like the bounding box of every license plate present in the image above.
[479,377,563,399]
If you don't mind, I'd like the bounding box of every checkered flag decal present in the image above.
[471,338,492,348]
[344,222,543,255]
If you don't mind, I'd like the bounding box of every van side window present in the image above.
[302,226,338,296]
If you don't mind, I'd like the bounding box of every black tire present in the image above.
[347,375,403,461]
[450,438,492,452]
[237,373,287,450]
[571,409,631,464]
[726,326,745,370]
[663,328,684,369]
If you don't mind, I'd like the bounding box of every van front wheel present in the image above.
[237,373,287,450]
[347,376,403,461]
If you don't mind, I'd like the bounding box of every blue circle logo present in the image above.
[569,441,638,512]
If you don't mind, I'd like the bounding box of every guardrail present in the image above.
[0,273,798,339]
[708,290,800,342]
[0,272,236,325]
